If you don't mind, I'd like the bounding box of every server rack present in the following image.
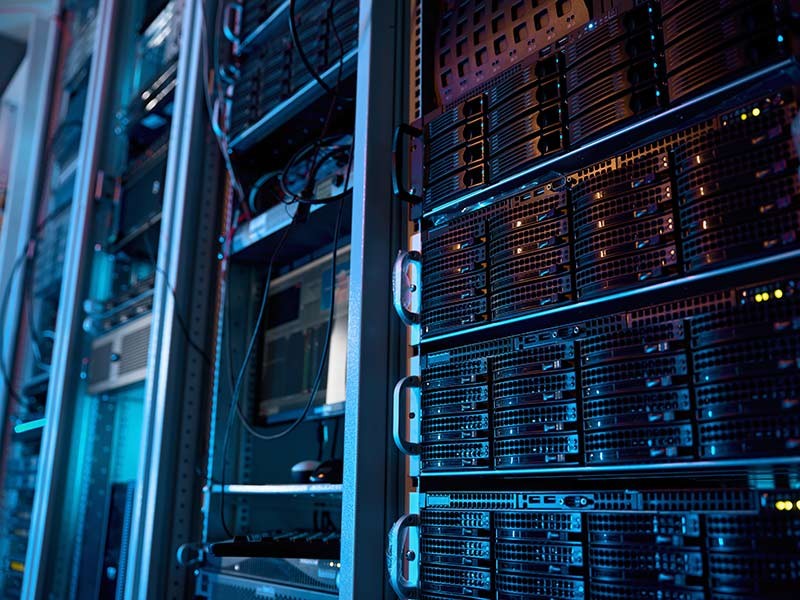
[0,4,98,598]
[169,1,405,598]
[18,0,224,597]
[389,1,800,598]
[0,0,409,598]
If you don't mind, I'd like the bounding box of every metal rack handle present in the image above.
[222,2,243,45]
[386,513,420,599]
[393,249,422,325]
[392,123,423,204]
[393,375,421,456]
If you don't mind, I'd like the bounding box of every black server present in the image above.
[389,0,800,597]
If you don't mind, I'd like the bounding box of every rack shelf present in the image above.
[228,48,358,152]
[208,483,342,496]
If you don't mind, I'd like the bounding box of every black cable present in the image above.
[278,139,353,205]
[0,205,77,402]
[215,0,352,537]
[288,0,354,102]
[219,219,296,538]
[275,0,354,207]
[233,193,345,441]
[0,253,27,403]
[141,233,214,367]
[157,266,214,367]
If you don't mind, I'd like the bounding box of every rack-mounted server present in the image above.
[413,88,799,336]
[397,0,799,213]
[390,0,800,598]
[224,0,359,141]
[403,275,800,472]
[399,487,800,599]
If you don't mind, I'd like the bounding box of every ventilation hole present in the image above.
[494,33,508,55]
[492,13,505,33]
[534,8,549,30]
[474,24,486,44]
[513,22,527,43]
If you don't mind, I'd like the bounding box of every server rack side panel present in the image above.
[340,1,405,598]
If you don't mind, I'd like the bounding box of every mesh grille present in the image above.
[585,423,694,463]
[496,573,586,599]
[491,274,573,318]
[573,182,674,236]
[494,403,579,438]
[576,244,679,298]
[495,434,581,467]
[119,325,151,375]
[575,214,675,267]
[697,414,800,457]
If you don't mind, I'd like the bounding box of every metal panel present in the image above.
[22,0,121,594]
[339,1,405,598]
[124,0,223,596]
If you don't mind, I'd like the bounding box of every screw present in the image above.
[405,551,416,561]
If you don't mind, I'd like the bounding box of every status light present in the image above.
[775,289,784,299]
[752,107,761,117]
[740,113,748,121]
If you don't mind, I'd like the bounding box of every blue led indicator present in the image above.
[14,417,47,434]
[778,34,785,43]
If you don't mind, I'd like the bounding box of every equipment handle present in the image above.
[386,513,420,599]
[393,376,421,455]
[392,250,421,325]
[392,123,423,204]
[222,3,243,44]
